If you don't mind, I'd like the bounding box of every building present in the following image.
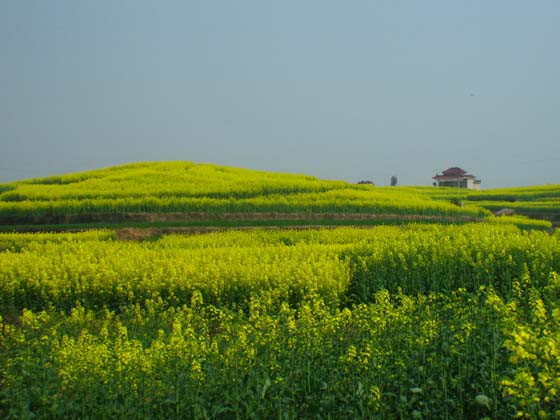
[433,167,481,190]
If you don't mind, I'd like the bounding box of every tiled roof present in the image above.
[442,167,467,176]
[433,167,477,180]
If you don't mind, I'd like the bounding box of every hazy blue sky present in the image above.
[1,1,559,188]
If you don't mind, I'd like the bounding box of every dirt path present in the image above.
[0,212,485,239]
[0,211,480,225]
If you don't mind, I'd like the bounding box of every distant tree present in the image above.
[390,175,398,186]
[357,180,375,185]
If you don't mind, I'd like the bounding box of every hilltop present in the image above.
[0,161,554,232]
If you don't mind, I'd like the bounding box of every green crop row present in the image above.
[472,200,560,214]
[1,224,559,313]
[0,230,116,251]
[2,225,560,419]
[2,275,559,419]
[0,189,489,219]
[0,162,490,221]
[409,184,560,202]
[408,185,560,220]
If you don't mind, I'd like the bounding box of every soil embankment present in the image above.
[0,211,480,225]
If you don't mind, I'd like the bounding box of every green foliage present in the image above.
[0,162,489,219]
[2,224,559,313]
[472,200,560,215]
[484,215,552,230]
[345,224,560,302]
[2,224,560,418]
[408,184,560,219]
[0,184,15,194]
[0,230,116,252]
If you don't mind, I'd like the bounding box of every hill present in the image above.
[0,162,493,230]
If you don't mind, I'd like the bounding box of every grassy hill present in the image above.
[0,162,491,228]
[0,161,556,231]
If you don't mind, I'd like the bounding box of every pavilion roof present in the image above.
[433,167,477,180]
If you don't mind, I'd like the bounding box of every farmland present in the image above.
[1,162,558,232]
[0,162,489,227]
[408,185,560,226]
[2,224,560,419]
[1,163,560,419]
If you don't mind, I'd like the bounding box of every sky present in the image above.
[1,1,559,188]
